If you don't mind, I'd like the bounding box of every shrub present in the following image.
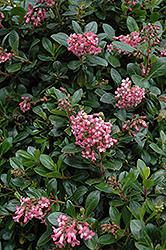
[0,0,166,249]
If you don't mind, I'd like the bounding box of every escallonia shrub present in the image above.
[0,0,166,250]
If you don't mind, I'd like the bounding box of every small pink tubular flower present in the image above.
[24,4,47,26]
[70,110,118,162]
[19,97,31,113]
[0,47,12,64]
[122,114,147,138]
[13,196,50,224]
[51,215,95,248]
[124,0,138,11]
[67,31,102,57]
[115,78,145,109]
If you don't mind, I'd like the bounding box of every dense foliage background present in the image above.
[0,0,166,249]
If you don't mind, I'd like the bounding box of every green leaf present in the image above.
[112,41,135,53]
[71,88,83,105]
[0,137,12,156]
[72,186,88,201]
[34,166,50,176]
[84,234,98,250]
[110,68,122,84]
[161,222,166,248]
[45,171,61,178]
[37,231,51,246]
[85,190,100,218]
[103,160,123,170]
[135,243,154,250]
[149,143,166,156]
[146,100,157,116]
[39,154,57,171]
[68,60,82,71]
[6,63,22,73]
[121,170,139,190]
[102,23,115,40]
[108,55,120,68]
[8,30,19,48]
[47,212,66,226]
[147,57,166,80]
[42,37,53,54]
[84,21,98,33]
[66,200,76,218]
[13,131,29,143]
[131,74,150,88]
[94,182,114,193]
[143,179,154,189]
[61,143,82,154]
[64,155,90,169]
[72,20,82,34]
[51,32,69,47]
[100,93,115,104]
[98,234,118,244]
[11,7,26,17]
[127,63,142,77]
[127,16,138,32]
[143,167,150,179]
[130,220,146,240]
[109,206,120,224]
[88,56,108,67]
[17,150,35,160]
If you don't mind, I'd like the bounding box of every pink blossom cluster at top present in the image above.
[24,5,47,26]
[70,110,118,162]
[115,78,145,109]
[0,47,12,64]
[13,196,50,224]
[19,97,31,113]
[124,0,138,11]
[122,114,147,138]
[36,0,55,7]
[67,31,102,57]
[51,214,95,248]
[101,221,120,239]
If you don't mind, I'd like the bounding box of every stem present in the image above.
[0,70,10,77]
[120,190,128,202]
[98,151,104,181]
[13,54,33,64]
[50,194,82,208]
[0,0,12,6]
[144,188,148,200]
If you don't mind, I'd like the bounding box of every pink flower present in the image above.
[115,78,145,109]
[67,31,102,57]
[70,110,117,162]
[19,97,31,113]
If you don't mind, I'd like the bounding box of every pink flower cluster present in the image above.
[24,5,47,26]
[51,214,95,248]
[0,47,12,64]
[124,0,138,11]
[13,196,50,224]
[107,176,120,190]
[107,23,160,58]
[19,97,31,113]
[36,0,55,7]
[95,78,109,88]
[115,78,145,109]
[107,31,141,54]
[122,114,147,138]
[11,168,26,178]
[101,221,120,239]
[70,110,118,162]
[141,63,151,77]
[67,31,102,57]
[57,87,76,116]
[0,12,4,28]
